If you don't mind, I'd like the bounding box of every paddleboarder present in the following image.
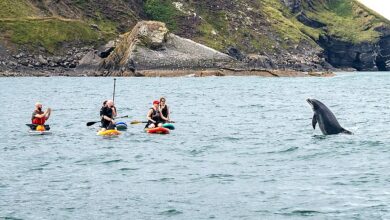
[146,100,163,128]
[159,97,171,123]
[100,100,117,130]
[32,102,51,125]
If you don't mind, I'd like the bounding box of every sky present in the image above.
[358,0,390,21]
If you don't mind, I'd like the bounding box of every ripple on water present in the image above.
[102,159,123,164]
[159,209,183,216]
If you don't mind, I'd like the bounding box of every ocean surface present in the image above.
[0,72,389,219]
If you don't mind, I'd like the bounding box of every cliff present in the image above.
[0,0,389,73]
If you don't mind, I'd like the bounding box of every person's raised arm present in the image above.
[45,108,52,119]
[112,106,117,118]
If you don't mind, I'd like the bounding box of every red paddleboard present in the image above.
[145,127,170,134]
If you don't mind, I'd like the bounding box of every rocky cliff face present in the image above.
[318,35,379,71]
[375,26,390,71]
[280,0,390,71]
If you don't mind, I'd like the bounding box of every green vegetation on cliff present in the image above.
[0,0,140,54]
[0,0,388,55]
[144,0,180,31]
[0,0,38,18]
[304,0,382,43]
[0,19,102,53]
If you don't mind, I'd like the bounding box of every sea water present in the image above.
[0,72,389,219]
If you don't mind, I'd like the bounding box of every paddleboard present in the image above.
[162,123,175,130]
[116,122,128,131]
[28,130,52,135]
[145,127,170,134]
[97,129,121,136]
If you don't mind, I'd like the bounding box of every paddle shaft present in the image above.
[113,78,116,102]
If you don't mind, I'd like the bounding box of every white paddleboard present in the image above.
[28,130,52,135]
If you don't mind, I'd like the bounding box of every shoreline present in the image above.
[0,69,335,77]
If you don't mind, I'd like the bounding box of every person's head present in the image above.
[160,97,166,105]
[35,102,43,111]
[153,100,160,107]
[106,100,114,108]
[102,100,107,106]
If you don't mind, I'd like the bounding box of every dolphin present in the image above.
[306,98,352,135]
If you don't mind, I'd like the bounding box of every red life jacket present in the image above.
[32,110,46,125]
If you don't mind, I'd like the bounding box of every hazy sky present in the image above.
[358,0,390,21]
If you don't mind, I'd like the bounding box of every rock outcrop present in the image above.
[98,21,234,76]
[319,35,379,71]
[280,0,390,71]
[317,24,390,71]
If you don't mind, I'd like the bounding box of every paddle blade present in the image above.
[86,121,98,126]
[130,120,147,124]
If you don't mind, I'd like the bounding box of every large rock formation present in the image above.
[98,21,234,76]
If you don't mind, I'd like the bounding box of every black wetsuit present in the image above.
[146,107,163,128]
[100,106,116,129]
[160,105,169,122]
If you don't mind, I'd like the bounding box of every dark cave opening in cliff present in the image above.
[375,58,387,71]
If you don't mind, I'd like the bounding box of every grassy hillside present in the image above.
[303,0,383,43]
[0,0,388,55]
[142,0,388,53]
[0,0,142,54]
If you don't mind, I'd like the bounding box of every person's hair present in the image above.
[103,100,107,106]
[160,97,166,102]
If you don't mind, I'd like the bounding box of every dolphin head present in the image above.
[306,98,320,110]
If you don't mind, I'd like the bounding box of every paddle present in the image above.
[26,124,50,130]
[130,120,148,125]
[130,120,175,125]
[86,115,129,126]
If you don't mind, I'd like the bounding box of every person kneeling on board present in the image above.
[31,102,51,130]
[100,100,117,131]
[159,97,171,123]
[146,100,163,128]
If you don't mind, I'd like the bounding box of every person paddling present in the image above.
[159,97,171,123]
[100,100,118,118]
[32,102,51,125]
[146,100,163,128]
[100,100,117,130]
